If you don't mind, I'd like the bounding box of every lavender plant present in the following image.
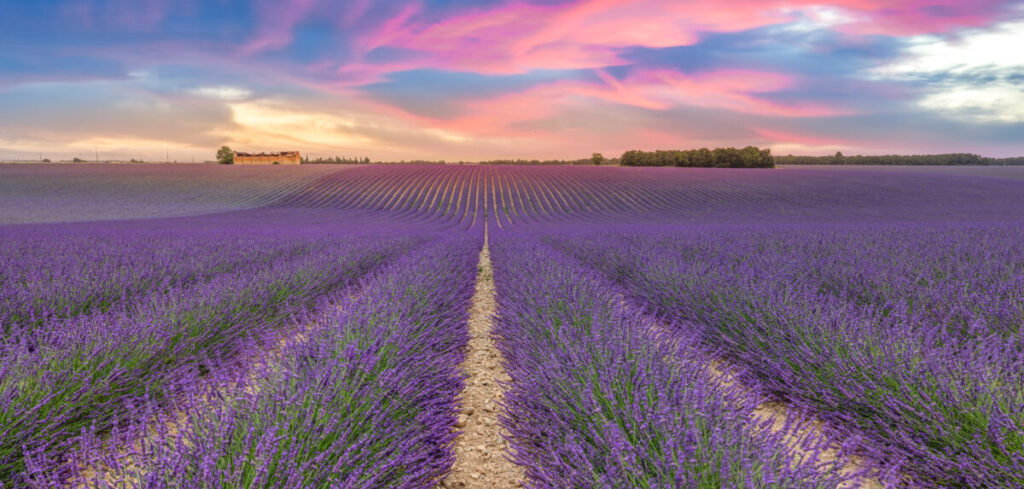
[52,236,478,489]
[489,234,856,488]
[0,230,325,331]
[550,223,1024,487]
[0,224,420,485]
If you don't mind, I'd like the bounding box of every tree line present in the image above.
[301,156,372,164]
[476,158,597,166]
[776,152,1024,166]
[619,147,774,168]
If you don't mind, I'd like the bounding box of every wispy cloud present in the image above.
[190,86,253,101]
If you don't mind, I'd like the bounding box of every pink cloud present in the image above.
[341,0,375,27]
[343,0,793,75]
[362,67,851,142]
[828,0,1012,35]
[221,0,1019,94]
[239,0,319,55]
[449,68,850,121]
[620,69,854,117]
[756,128,853,148]
[338,0,1014,76]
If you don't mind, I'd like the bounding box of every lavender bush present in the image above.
[0,231,332,330]
[52,235,478,488]
[0,220,421,485]
[489,234,857,488]
[550,223,1024,487]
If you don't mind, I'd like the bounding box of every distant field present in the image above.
[273,164,1024,227]
[2,164,1023,488]
[4,163,1024,226]
[779,164,1024,180]
[0,163,342,224]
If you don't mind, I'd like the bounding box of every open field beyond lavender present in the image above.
[2,164,1024,488]
[0,164,343,224]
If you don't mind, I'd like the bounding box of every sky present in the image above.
[0,0,1022,161]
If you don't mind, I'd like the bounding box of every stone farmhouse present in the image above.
[234,151,301,165]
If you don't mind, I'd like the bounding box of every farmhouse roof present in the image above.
[234,151,300,157]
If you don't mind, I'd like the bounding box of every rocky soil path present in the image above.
[441,231,523,489]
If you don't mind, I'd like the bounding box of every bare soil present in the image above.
[440,231,524,489]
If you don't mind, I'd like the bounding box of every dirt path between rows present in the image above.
[646,319,887,489]
[710,361,886,489]
[440,229,524,489]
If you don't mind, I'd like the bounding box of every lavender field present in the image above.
[2,164,1024,488]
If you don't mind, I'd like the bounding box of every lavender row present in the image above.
[47,234,479,488]
[550,224,1024,487]
[489,235,854,488]
[599,224,1024,338]
[267,165,1024,226]
[0,228,328,330]
[0,233,420,485]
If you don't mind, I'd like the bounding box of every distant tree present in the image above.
[711,147,730,168]
[216,146,234,165]
[591,152,605,166]
[72,157,84,163]
[695,148,713,167]
[835,151,844,158]
[364,157,371,164]
[42,158,51,163]
[619,147,773,168]
[272,161,280,165]
[740,146,764,168]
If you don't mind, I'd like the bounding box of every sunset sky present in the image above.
[1,0,1022,161]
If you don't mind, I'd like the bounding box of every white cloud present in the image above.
[190,86,252,101]
[873,18,1024,122]
[918,82,1024,123]
[222,101,373,150]
[879,21,1024,76]
[425,128,470,143]
[779,5,861,32]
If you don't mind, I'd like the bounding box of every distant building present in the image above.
[234,151,301,165]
